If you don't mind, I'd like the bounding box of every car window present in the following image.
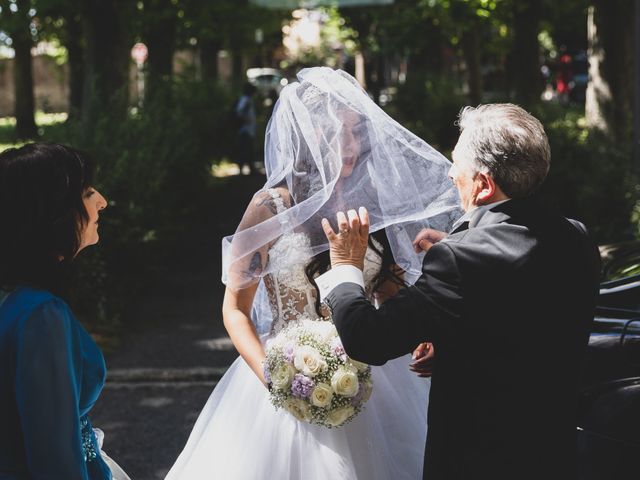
[603,253,640,282]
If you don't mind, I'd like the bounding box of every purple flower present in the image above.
[291,374,315,399]
[331,337,348,362]
[263,364,271,384]
[283,344,295,363]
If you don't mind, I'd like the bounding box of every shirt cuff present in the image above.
[315,264,365,302]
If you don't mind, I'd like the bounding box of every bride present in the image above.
[165,67,461,479]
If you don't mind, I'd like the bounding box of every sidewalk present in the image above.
[91,175,264,479]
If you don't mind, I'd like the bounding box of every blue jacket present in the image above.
[0,287,111,479]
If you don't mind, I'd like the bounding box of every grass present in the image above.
[0,112,69,151]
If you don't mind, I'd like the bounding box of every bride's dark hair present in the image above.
[305,228,405,316]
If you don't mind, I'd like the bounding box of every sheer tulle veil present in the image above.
[221,67,462,310]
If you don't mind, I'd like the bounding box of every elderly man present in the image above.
[316,104,601,479]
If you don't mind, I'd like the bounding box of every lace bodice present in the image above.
[263,189,382,335]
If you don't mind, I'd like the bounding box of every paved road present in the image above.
[92,382,216,479]
[91,175,263,480]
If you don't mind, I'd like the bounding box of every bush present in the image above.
[45,79,235,339]
[388,92,637,244]
[386,73,467,151]
[536,106,637,243]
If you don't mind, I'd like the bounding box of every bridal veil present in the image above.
[222,67,461,296]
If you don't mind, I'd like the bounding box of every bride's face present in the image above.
[339,110,365,178]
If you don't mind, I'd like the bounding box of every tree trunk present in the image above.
[200,38,221,83]
[145,1,177,101]
[231,45,244,85]
[12,27,37,138]
[405,23,446,85]
[363,52,376,100]
[586,1,634,141]
[82,0,130,128]
[461,24,483,105]
[65,14,84,121]
[511,0,542,107]
[375,51,386,101]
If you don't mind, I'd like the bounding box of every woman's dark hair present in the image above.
[305,229,405,316]
[0,143,94,296]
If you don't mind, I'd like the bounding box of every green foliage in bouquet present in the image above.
[264,319,373,428]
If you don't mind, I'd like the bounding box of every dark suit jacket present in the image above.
[326,198,601,480]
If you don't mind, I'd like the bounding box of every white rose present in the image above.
[271,363,296,391]
[348,359,369,373]
[284,398,311,422]
[310,383,334,408]
[294,345,327,378]
[326,405,355,427]
[331,368,359,397]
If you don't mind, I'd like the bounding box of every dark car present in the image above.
[577,241,640,479]
[598,241,640,311]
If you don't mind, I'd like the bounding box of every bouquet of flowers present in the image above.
[263,319,373,428]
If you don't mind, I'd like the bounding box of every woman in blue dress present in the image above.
[0,144,129,479]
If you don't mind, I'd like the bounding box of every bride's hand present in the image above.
[259,357,271,390]
[322,207,370,271]
[409,342,435,378]
[413,229,447,253]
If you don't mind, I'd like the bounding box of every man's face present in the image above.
[450,133,482,212]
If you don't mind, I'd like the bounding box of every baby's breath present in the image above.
[264,319,373,428]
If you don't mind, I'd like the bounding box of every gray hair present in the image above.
[456,103,551,198]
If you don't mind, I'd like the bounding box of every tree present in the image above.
[586,0,634,141]
[63,11,83,119]
[1,0,37,138]
[341,0,505,104]
[36,0,86,120]
[81,0,133,128]
[448,0,501,105]
[140,0,179,101]
[341,0,449,97]
[509,0,543,107]
[182,0,238,83]
[183,0,284,84]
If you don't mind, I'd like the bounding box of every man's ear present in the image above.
[475,172,497,204]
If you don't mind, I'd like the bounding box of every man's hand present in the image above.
[413,228,447,253]
[322,207,370,270]
[409,342,435,378]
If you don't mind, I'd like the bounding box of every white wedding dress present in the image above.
[166,190,430,480]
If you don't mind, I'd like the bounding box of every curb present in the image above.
[107,367,230,383]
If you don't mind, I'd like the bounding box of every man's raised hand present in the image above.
[322,207,370,270]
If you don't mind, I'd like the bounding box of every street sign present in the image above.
[131,42,148,65]
[251,0,393,8]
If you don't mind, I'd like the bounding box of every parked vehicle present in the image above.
[577,241,640,479]
[599,241,640,311]
[246,67,288,97]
